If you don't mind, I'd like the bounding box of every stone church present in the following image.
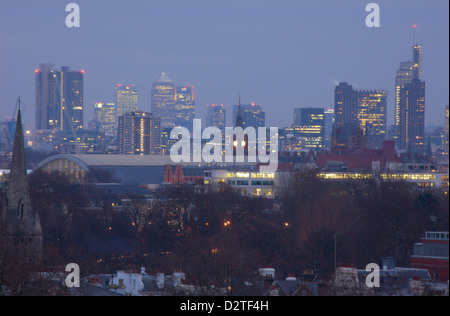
[1,104,42,260]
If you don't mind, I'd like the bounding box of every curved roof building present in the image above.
[32,154,254,186]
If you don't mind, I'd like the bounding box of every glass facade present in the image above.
[115,84,138,123]
[232,103,265,129]
[399,79,426,153]
[175,86,195,132]
[206,104,226,130]
[94,102,116,136]
[35,64,84,132]
[151,73,176,129]
[39,158,86,181]
[394,44,423,150]
[355,90,387,149]
[293,108,325,150]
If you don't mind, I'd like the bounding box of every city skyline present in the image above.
[0,0,449,132]
[0,1,448,298]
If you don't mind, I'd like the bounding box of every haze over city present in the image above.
[0,0,448,130]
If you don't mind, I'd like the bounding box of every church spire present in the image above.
[235,95,244,128]
[7,98,28,210]
[3,98,42,260]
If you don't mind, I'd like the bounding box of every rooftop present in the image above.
[155,72,173,84]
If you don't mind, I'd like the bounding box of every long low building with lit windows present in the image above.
[318,171,449,191]
[204,169,449,199]
[204,169,276,198]
[32,154,257,187]
[32,154,449,197]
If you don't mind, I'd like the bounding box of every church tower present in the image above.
[2,100,42,260]
[233,95,248,157]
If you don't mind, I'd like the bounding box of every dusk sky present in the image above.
[0,0,448,130]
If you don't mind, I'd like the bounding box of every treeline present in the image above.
[1,169,448,294]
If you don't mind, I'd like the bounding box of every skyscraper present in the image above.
[445,105,449,156]
[175,86,195,131]
[293,107,325,150]
[412,44,422,80]
[333,83,387,149]
[398,79,426,153]
[355,90,388,149]
[35,64,84,132]
[232,102,265,129]
[206,104,226,130]
[324,108,334,149]
[94,102,116,136]
[393,61,414,145]
[334,82,357,130]
[151,73,176,129]
[117,111,161,155]
[394,44,422,149]
[115,84,138,122]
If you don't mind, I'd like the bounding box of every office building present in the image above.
[334,82,357,130]
[232,102,265,129]
[398,79,426,153]
[118,112,161,155]
[151,73,176,129]
[0,118,16,152]
[333,83,387,149]
[175,86,195,131]
[161,127,179,156]
[94,102,116,136]
[445,105,449,156]
[354,90,387,149]
[324,108,334,149]
[206,104,226,130]
[115,84,138,122]
[293,107,325,150]
[394,44,423,149]
[35,64,84,132]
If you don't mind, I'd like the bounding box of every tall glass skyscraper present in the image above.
[293,107,325,150]
[394,44,422,149]
[151,73,176,129]
[115,84,138,123]
[399,79,426,153]
[355,90,388,149]
[324,108,334,150]
[334,82,357,130]
[35,64,84,132]
[94,102,116,136]
[206,104,226,130]
[333,83,387,149]
[445,105,449,156]
[175,86,195,131]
